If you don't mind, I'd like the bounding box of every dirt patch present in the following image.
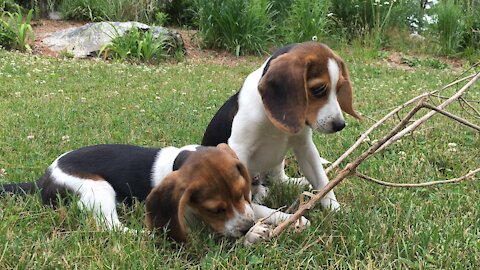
[174,28,249,67]
[30,19,246,66]
[32,19,85,57]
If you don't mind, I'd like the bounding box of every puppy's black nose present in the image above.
[332,121,346,132]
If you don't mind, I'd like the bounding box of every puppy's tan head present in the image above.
[258,42,361,134]
[145,144,254,242]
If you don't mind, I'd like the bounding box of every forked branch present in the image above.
[273,70,480,238]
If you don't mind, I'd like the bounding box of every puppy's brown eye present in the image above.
[311,85,328,98]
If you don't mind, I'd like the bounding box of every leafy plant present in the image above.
[59,49,74,59]
[462,1,480,52]
[433,0,465,55]
[0,6,34,52]
[0,0,19,13]
[155,11,169,26]
[283,0,331,43]
[423,57,448,69]
[58,0,162,23]
[99,26,169,63]
[136,28,167,62]
[194,0,276,56]
[330,0,418,47]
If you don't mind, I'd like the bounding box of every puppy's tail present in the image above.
[0,182,39,196]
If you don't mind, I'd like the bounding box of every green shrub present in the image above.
[58,0,162,23]
[160,0,195,27]
[194,0,275,56]
[0,6,34,52]
[270,0,294,22]
[463,5,480,51]
[0,19,15,48]
[330,0,419,46]
[283,0,330,43]
[433,0,465,55]
[99,26,180,63]
[0,0,19,13]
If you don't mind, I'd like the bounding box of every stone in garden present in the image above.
[42,21,184,58]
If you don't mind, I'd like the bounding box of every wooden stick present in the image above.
[372,73,476,115]
[272,99,426,237]
[377,72,480,152]
[354,168,480,188]
[459,97,480,118]
[421,102,480,131]
[431,94,480,104]
[326,73,479,174]
[325,93,429,174]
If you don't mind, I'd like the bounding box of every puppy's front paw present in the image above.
[320,197,341,212]
[243,223,272,246]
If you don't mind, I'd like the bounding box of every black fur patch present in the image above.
[173,150,192,171]
[261,43,297,76]
[57,144,161,203]
[201,92,239,146]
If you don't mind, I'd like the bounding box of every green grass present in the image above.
[0,48,479,269]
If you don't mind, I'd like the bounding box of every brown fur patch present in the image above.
[259,42,360,132]
[145,146,252,241]
[69,172,104,181]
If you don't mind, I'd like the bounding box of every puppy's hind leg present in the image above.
[76,180,129,233]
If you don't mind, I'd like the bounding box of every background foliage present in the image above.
[5,0,478,58]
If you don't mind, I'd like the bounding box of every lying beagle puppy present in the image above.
[0,143,271,243]
[202,42,361,225]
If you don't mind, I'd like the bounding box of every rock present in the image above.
[48,12,63,21]
[42,22,184,58]
[409,33,426,41]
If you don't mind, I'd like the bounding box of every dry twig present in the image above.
[272,99,426,237]
[355,168,480,188]
[377,72,479,152]
[273,68,480,238]
[325,73,480,174]
[421,102,480,131]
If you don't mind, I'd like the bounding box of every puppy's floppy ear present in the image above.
[236,162,251,183]
[337,60,362,120]
[258,54,308,134]
[145,171,193,242]
[216,143,239,159]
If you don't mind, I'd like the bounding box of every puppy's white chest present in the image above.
[247,133,289,173]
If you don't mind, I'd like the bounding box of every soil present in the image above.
[30,19,465,69]
[31,19,247,66]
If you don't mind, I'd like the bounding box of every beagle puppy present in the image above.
[202,42,360,225]
[0,143,270,243]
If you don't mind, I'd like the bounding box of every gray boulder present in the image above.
[42,22,184,58]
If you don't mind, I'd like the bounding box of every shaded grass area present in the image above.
[0,50,479,268]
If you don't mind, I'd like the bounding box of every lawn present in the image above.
[0,48,479,269]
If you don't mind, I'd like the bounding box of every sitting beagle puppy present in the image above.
[202,42,361,225]
[0,143,270,244]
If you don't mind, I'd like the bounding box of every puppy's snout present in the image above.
[332,121,346,132]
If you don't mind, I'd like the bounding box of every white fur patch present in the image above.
[49,159,125,230]
[150,145,200,187]
[224,203,255,237]
[312,58,345,133]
